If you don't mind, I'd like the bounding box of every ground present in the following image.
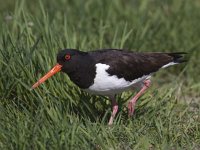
[0,0,200,149]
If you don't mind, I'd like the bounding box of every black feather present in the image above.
[167,52,187,63]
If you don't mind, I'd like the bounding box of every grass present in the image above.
[0,0,200,149]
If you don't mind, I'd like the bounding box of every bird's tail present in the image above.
[161,52,187,68]
[167,52,188,63]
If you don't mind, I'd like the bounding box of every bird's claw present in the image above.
[128,101,135,117]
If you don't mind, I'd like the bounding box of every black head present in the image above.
[57,49,83,63]
[31,48,88,89]
[57,49,87,73]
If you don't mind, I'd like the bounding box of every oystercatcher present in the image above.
[32,49,186,125]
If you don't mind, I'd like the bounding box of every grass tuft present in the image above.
[0,0,200,149]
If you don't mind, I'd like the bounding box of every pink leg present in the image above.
[128,79,151,117]
[108,96,118,125]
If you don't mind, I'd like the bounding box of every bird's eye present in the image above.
[65,54,71,60]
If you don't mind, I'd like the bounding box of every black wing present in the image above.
[90,49,186,81]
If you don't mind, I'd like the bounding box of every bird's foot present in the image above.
[128,101,136,117]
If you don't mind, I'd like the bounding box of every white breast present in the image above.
[84,63,150,96]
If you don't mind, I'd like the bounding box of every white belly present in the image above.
[84,63,150,96]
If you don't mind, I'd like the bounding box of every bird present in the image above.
[32,49,187,125]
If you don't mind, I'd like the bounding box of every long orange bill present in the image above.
[31,63,62,89]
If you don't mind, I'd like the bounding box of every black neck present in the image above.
[63,55,96,89]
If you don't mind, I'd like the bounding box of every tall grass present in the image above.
[0,0,200,149]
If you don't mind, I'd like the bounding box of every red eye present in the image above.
[65,54,71,60]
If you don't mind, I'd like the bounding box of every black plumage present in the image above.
[56,49,186,88]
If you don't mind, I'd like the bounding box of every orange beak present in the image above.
[31,63,62,89]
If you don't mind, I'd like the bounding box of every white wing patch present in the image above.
[85,63,150,95]
[161,62,178,68]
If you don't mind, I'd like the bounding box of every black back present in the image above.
[89,49,183,81]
